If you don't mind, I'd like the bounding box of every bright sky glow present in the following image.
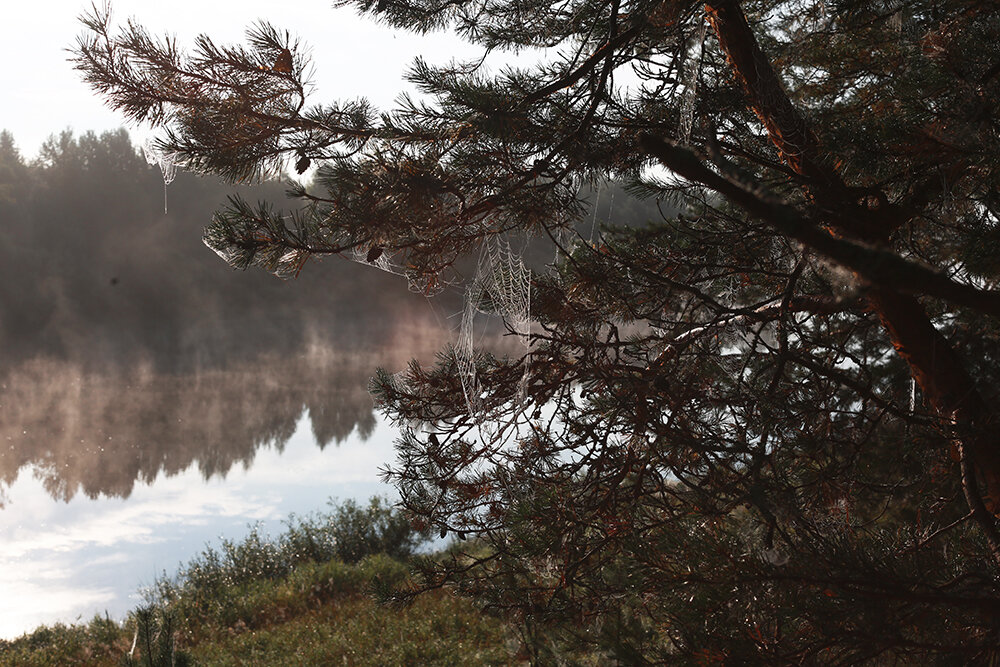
[1,0,496,158]
[0,412,396,639]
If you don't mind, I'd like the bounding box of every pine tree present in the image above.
[75,1,1000,661]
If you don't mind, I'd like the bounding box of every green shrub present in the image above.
[121,607,191,667]
[1,497,493,667]
[323,497,433,563]
[154,496,429,606]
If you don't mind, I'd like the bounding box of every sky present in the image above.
[0,412,397,638]
[1,0,499,159]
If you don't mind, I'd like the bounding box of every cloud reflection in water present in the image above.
[0,410,397,639]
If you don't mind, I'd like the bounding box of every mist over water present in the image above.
[0,128,462,502]
[0,129,460,636]
[0,128,654,637]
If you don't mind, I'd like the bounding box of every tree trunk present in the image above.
[700,0,1000,514]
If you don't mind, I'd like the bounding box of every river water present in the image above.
[0,150,543,640]
[0,328,449,639]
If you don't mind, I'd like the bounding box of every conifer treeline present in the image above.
[0,128,446,372]
[0,128,450,501]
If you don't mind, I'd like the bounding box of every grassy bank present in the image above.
[0,499,511,666]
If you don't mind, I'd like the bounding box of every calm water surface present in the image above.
[0,152,497,640]
[0,334,445,639]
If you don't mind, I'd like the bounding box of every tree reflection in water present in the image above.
[0,325,450,505]
[0,129,530,506]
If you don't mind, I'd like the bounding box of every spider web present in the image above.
[678,18,708,144]
[142,137,181,214]
[455,237,532,426]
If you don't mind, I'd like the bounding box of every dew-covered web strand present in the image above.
[678,18,708,145]
[589,181,602,241]
[142,138,179,214]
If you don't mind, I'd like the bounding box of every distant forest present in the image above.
[0,129,661,501]
[0,128,456,373]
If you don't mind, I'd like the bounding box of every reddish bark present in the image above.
[704,1,837,193]
[700,0,1000,513]
[868,288,1000,507]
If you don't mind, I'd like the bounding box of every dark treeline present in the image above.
[0,129,660,502]
[0,128,654,372]
[0,128,453,372]
[0,129,454,501]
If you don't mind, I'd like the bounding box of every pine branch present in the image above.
[639,136,1000,318]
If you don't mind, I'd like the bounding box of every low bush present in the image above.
[0,497,505,666]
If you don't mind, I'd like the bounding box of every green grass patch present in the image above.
[0,498,511,666]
